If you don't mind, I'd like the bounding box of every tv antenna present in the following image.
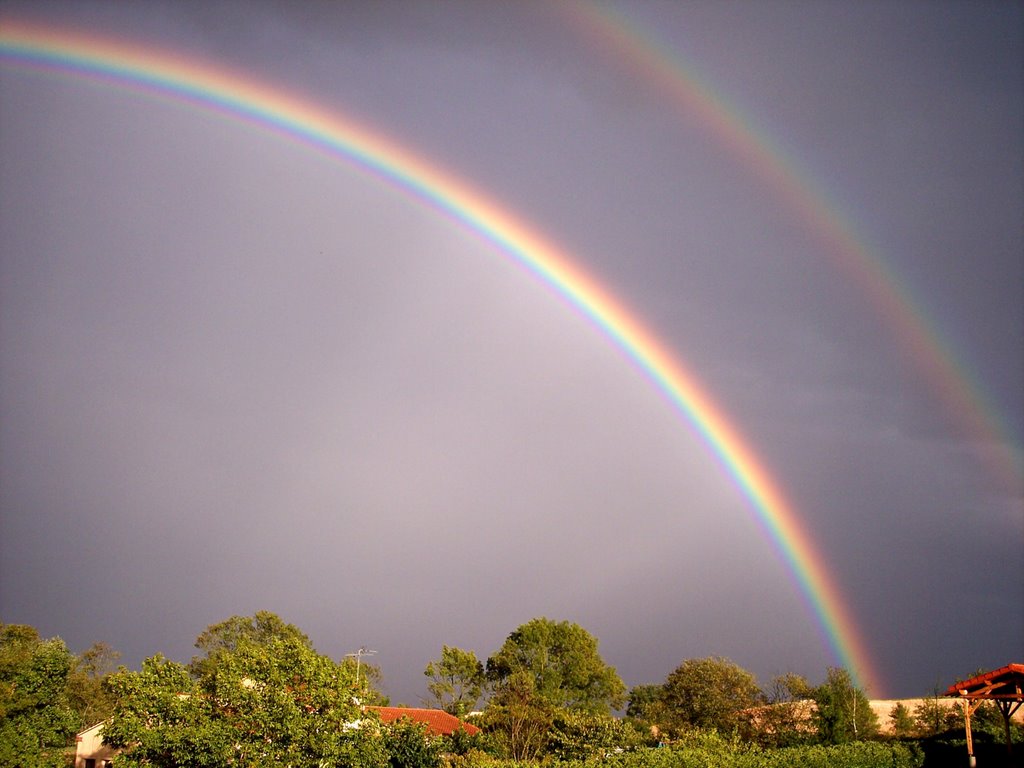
[345,647,377,686]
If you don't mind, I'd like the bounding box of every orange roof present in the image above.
[365,706,481,736]
[944,664,1024,701]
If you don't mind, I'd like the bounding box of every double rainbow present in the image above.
[1,18,883,694]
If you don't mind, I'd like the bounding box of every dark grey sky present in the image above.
[1,0,1021,703]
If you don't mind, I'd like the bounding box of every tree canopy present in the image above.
[423,645,486,716]
[486,618,625,714]
[625,683,665,723]
[811,667,879,743]
[105,634,385,768]
[659,656,761,734]
[67,641,121,727]
[187,610,312,678]
[0,623,80,767]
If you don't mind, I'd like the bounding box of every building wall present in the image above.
[74,723,118,768]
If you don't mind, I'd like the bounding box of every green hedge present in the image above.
[449,732,924,768]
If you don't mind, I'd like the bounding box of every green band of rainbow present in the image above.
[1,18,883,694]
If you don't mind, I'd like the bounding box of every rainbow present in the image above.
[0,19,883,694]
[566,2,1023,494]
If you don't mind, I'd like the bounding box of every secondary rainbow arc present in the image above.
[569,2,1023,493]
[0,18,883,695]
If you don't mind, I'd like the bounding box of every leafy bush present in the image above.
[462,730,924,768]
[547,709,651,761]
[381,719,442,768]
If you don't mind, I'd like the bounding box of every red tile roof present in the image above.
[365,706,481,736]
[944,663,1024,701]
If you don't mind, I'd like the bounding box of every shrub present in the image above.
[547,709,650,761]
[471,733,924,768]
[382,719,442,768]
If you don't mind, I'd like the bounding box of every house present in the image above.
[74,721,117,768]
[365,706,481,737]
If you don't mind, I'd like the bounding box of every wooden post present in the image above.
[962,698,976,768]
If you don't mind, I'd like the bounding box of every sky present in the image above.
[0,0,1021,705]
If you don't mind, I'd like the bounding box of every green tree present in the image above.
[67,641,121,726]
[103,654,230,768]
[660,656,761,734]
[0,623,80,767]
[769,672,813,702]
[746,673,815,747]
[423,646,486,716]
[625,683,665,724]
[889,701,916,736]
[187,610,311,677]
[912,689,958,736]
[811,667,878,743]
[478,671,553,761]
[105,635,385,768]
[486,617,625,713]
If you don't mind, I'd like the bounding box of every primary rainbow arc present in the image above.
[0,18,883,695]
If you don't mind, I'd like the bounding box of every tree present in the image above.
[485,618,625,713]
[103,654,230,768]
[478,671,553,761]
[187,610,311,677]
[757,675,819,749]
[659,656,761,734]
[625,683,665,724]
[889,701,915,737]
[423,646,485,716]
[105,635,385,768]
[746,673,815,747]
[811,667,878,743]
[0,623,80,767]
[912,689,958,736]
[67,641,121,726]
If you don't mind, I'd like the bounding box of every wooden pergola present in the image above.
[945,663,1024,765]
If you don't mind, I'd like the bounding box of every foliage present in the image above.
[381,718,442,768]
[659,656,761,735]
[810,667,878,743]
[0,623,80,768]
[342,656,390,705]
[546,709,649,761]
[768,672,813,702]
[67,641,121,726]
[102,655,230,767]
[187,610,312,678]
[104,636,385,768]
[743,739,922,768]
[486,618,625,713]
[459,730,923,767]
[439,723,487,758]
[743,673,815,747]
[911,692,959,737]
[424,646,486,716]
[478,671,554,761]
[456,731,924,767]
[889,702,915,737]
[625,684,665,724]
